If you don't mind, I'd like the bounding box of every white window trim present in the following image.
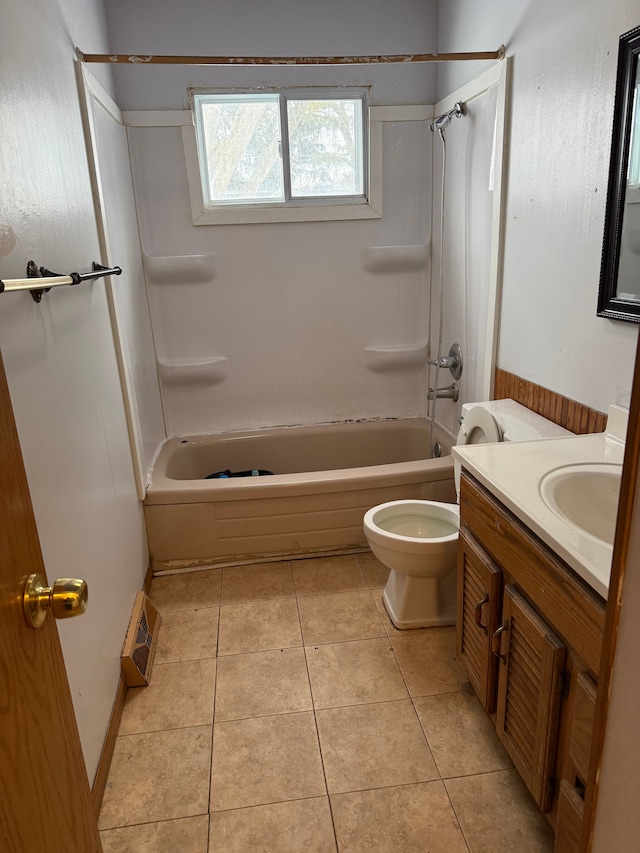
[185,88,378,225]
[123,104,432,226]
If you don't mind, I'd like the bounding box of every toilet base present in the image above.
[382,568,456,630]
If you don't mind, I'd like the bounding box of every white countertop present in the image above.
[453,406,627,599]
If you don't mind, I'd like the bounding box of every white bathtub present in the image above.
[145,418,456,570]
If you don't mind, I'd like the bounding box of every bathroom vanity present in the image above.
[453,408,626,852]
[457,471,604,849]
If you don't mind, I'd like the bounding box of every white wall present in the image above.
[105,0,439,110]
[0,0,149,782]
[438,0,640,414]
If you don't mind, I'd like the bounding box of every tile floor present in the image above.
[99,552,555,852]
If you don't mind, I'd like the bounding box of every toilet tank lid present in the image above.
[461,399,574,442]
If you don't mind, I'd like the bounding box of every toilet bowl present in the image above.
[363,400,573,630]
[363,500,460,628]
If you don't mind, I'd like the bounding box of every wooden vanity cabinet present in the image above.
[457,471,606,847]
[495,584,566,813]
[456,531,501,713]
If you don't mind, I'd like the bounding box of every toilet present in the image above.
[363,399,572,629]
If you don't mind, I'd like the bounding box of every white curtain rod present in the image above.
[78,47,505,67]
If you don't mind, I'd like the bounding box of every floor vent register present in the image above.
[121,591,161,686]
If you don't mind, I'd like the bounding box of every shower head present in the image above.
[429,101,465,133]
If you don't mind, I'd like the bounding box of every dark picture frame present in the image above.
[597,25,640,322]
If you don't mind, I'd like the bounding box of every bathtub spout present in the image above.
[427,382,459,402]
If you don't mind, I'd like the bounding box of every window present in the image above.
[186,89,376,224]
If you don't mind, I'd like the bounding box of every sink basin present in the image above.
[539,463,622,545]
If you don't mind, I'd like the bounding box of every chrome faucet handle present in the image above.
[428,344,463,380]
[428,355,457,369]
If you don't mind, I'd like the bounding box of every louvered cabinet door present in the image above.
[495,585,566,812]
[457,531,502,713]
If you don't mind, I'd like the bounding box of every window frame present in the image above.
[183,87,382,226]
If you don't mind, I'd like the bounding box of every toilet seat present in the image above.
[456,406,501,446]
[454,407,502,498]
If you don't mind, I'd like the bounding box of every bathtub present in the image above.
[145,418,456,571]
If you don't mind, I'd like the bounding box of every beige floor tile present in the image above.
[215,647,312,721]
[306,638,408,709]
[415,690,512,778]
[149,569,221,613]
[99,726,211,830]
[390,627,470,697]
[210,711,326,811]
[218,597,302,655]
[154,607,218,664]
[357,551,390,589]
[100,815,209,852]
[221,561,294,604]
[331,781,469,853]
[209,797,337,852]
[316,699,439,793]
[119,659,216,735]
[445,769,555,852]
[298,589,384,645]
[293,554,367,596]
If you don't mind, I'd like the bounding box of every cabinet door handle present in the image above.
[492,622,507,661]
[474,593,489,631]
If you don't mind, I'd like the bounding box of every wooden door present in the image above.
[457,530,502,713]
[0,351,102,851]
[495,584,566,813]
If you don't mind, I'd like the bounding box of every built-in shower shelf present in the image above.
[361,243,429,274]
[157,356,227,385]
[143,253,217,283]
[363,343,428,372]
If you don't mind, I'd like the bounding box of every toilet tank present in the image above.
[461,399,573,443]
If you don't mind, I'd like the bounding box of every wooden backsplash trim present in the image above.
[494,369,607,435]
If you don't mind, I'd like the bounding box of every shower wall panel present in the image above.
[430,76,502,439]
[128,118,434,435]
[88,92,166,482]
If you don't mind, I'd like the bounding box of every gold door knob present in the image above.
[23,573,88,629]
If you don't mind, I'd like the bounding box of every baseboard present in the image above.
[143,559,154,593]
[91,562,154,817]
[91,671,127,818]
